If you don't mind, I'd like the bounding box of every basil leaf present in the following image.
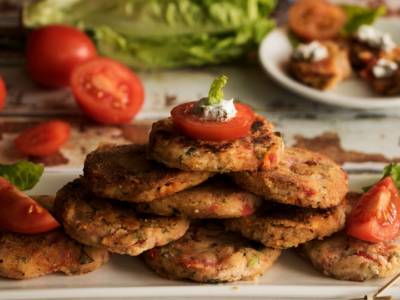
[0,161,44,191]
[206,75,228,105]
[342,5,386,35]
[363,163,400,192]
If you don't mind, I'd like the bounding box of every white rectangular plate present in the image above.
[0,171,398,300]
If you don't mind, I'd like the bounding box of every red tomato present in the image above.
[15,120,71,157]
[288,0,346,41]
[0,77,6,111]
[347,176,400,243]
[26,25,97,88]
[171,102,255,141]
[0,177,59,234]
[70,57,144,124]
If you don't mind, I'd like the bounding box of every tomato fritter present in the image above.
[55,179,190,256]
[224,199,347,249]
[289,41,351,91]
[299,232,400,281]
[0,230,109,279]
[148,115,284,172]
[231,147,348,208]
[143,224,280,283]
[84,144,212,203]
[136,177,262,219]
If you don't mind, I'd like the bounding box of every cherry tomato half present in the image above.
[0,77,6,111]
[288,0,346,41]
[15,120,71,157]
[70,57,144,124]
[26,25,97,88]
[346,176,400,243]
[171,102,255,141]
[0,177,60,234]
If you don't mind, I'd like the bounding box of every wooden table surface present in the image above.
[0,0,399,173]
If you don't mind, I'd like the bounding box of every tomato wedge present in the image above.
[70,57,144,124]
[0,77,6,111]
[0,177,60,234]
[26,25,97,88]
[346,176,400,243]
[15,120,71,157]
[288,0,346,41]
[171,102,255,141]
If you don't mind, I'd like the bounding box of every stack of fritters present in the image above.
[53,114,349,283]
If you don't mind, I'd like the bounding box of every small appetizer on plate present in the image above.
[350,24,397,72]
[288,41,351,90]
[362,49,400,95]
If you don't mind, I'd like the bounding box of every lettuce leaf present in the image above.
[0,161,44,191]
[342,5,386,35]
[23,0,276,69]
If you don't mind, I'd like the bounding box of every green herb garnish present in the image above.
[0,161,44,191]
[341,5,386,35]
[363,163,400,192]
[206,75,228,106]
[247,255,260,268]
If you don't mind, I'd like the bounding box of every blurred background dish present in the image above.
[259,17,400,109]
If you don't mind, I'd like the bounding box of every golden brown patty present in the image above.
[143,224,280,283]
[224,199,347,249]
[231,147,348,208]
[55,179,190,256]
[148,115,284,172]
[299,232,400,281]
[84,144,212,203]
[136,177,262,219]
[289,41,351,91]
[0,230,109,280]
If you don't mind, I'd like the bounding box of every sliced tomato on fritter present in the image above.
[0,177,60,234]
[171,102,255,141]
[70,57,144,124]
[288,0,346,41]
[15,120,71,157]
[346,176,400,243]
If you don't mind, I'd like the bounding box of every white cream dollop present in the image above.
[194,98,237,122]
[292,41,329,62]
[356,25,396,52]
[372,58,398,78]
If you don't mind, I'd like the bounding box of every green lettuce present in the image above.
[342,5,386,35]
[23,0,276,69]
[0,161,44,191]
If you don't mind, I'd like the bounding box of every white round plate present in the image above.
[259,18,400,109]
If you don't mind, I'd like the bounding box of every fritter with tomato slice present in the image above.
[299,231,400,281]
[143,224,281,283]
[224,198,347,249]
[0,230,109,279]
[289,41,351,91]
[84,144,212,202]
[136,177,262,219]
[148,115,284,172]
[231,147,348,209]
[55,179,189,256]
[288,0,346,41]
[361,49,400,96]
